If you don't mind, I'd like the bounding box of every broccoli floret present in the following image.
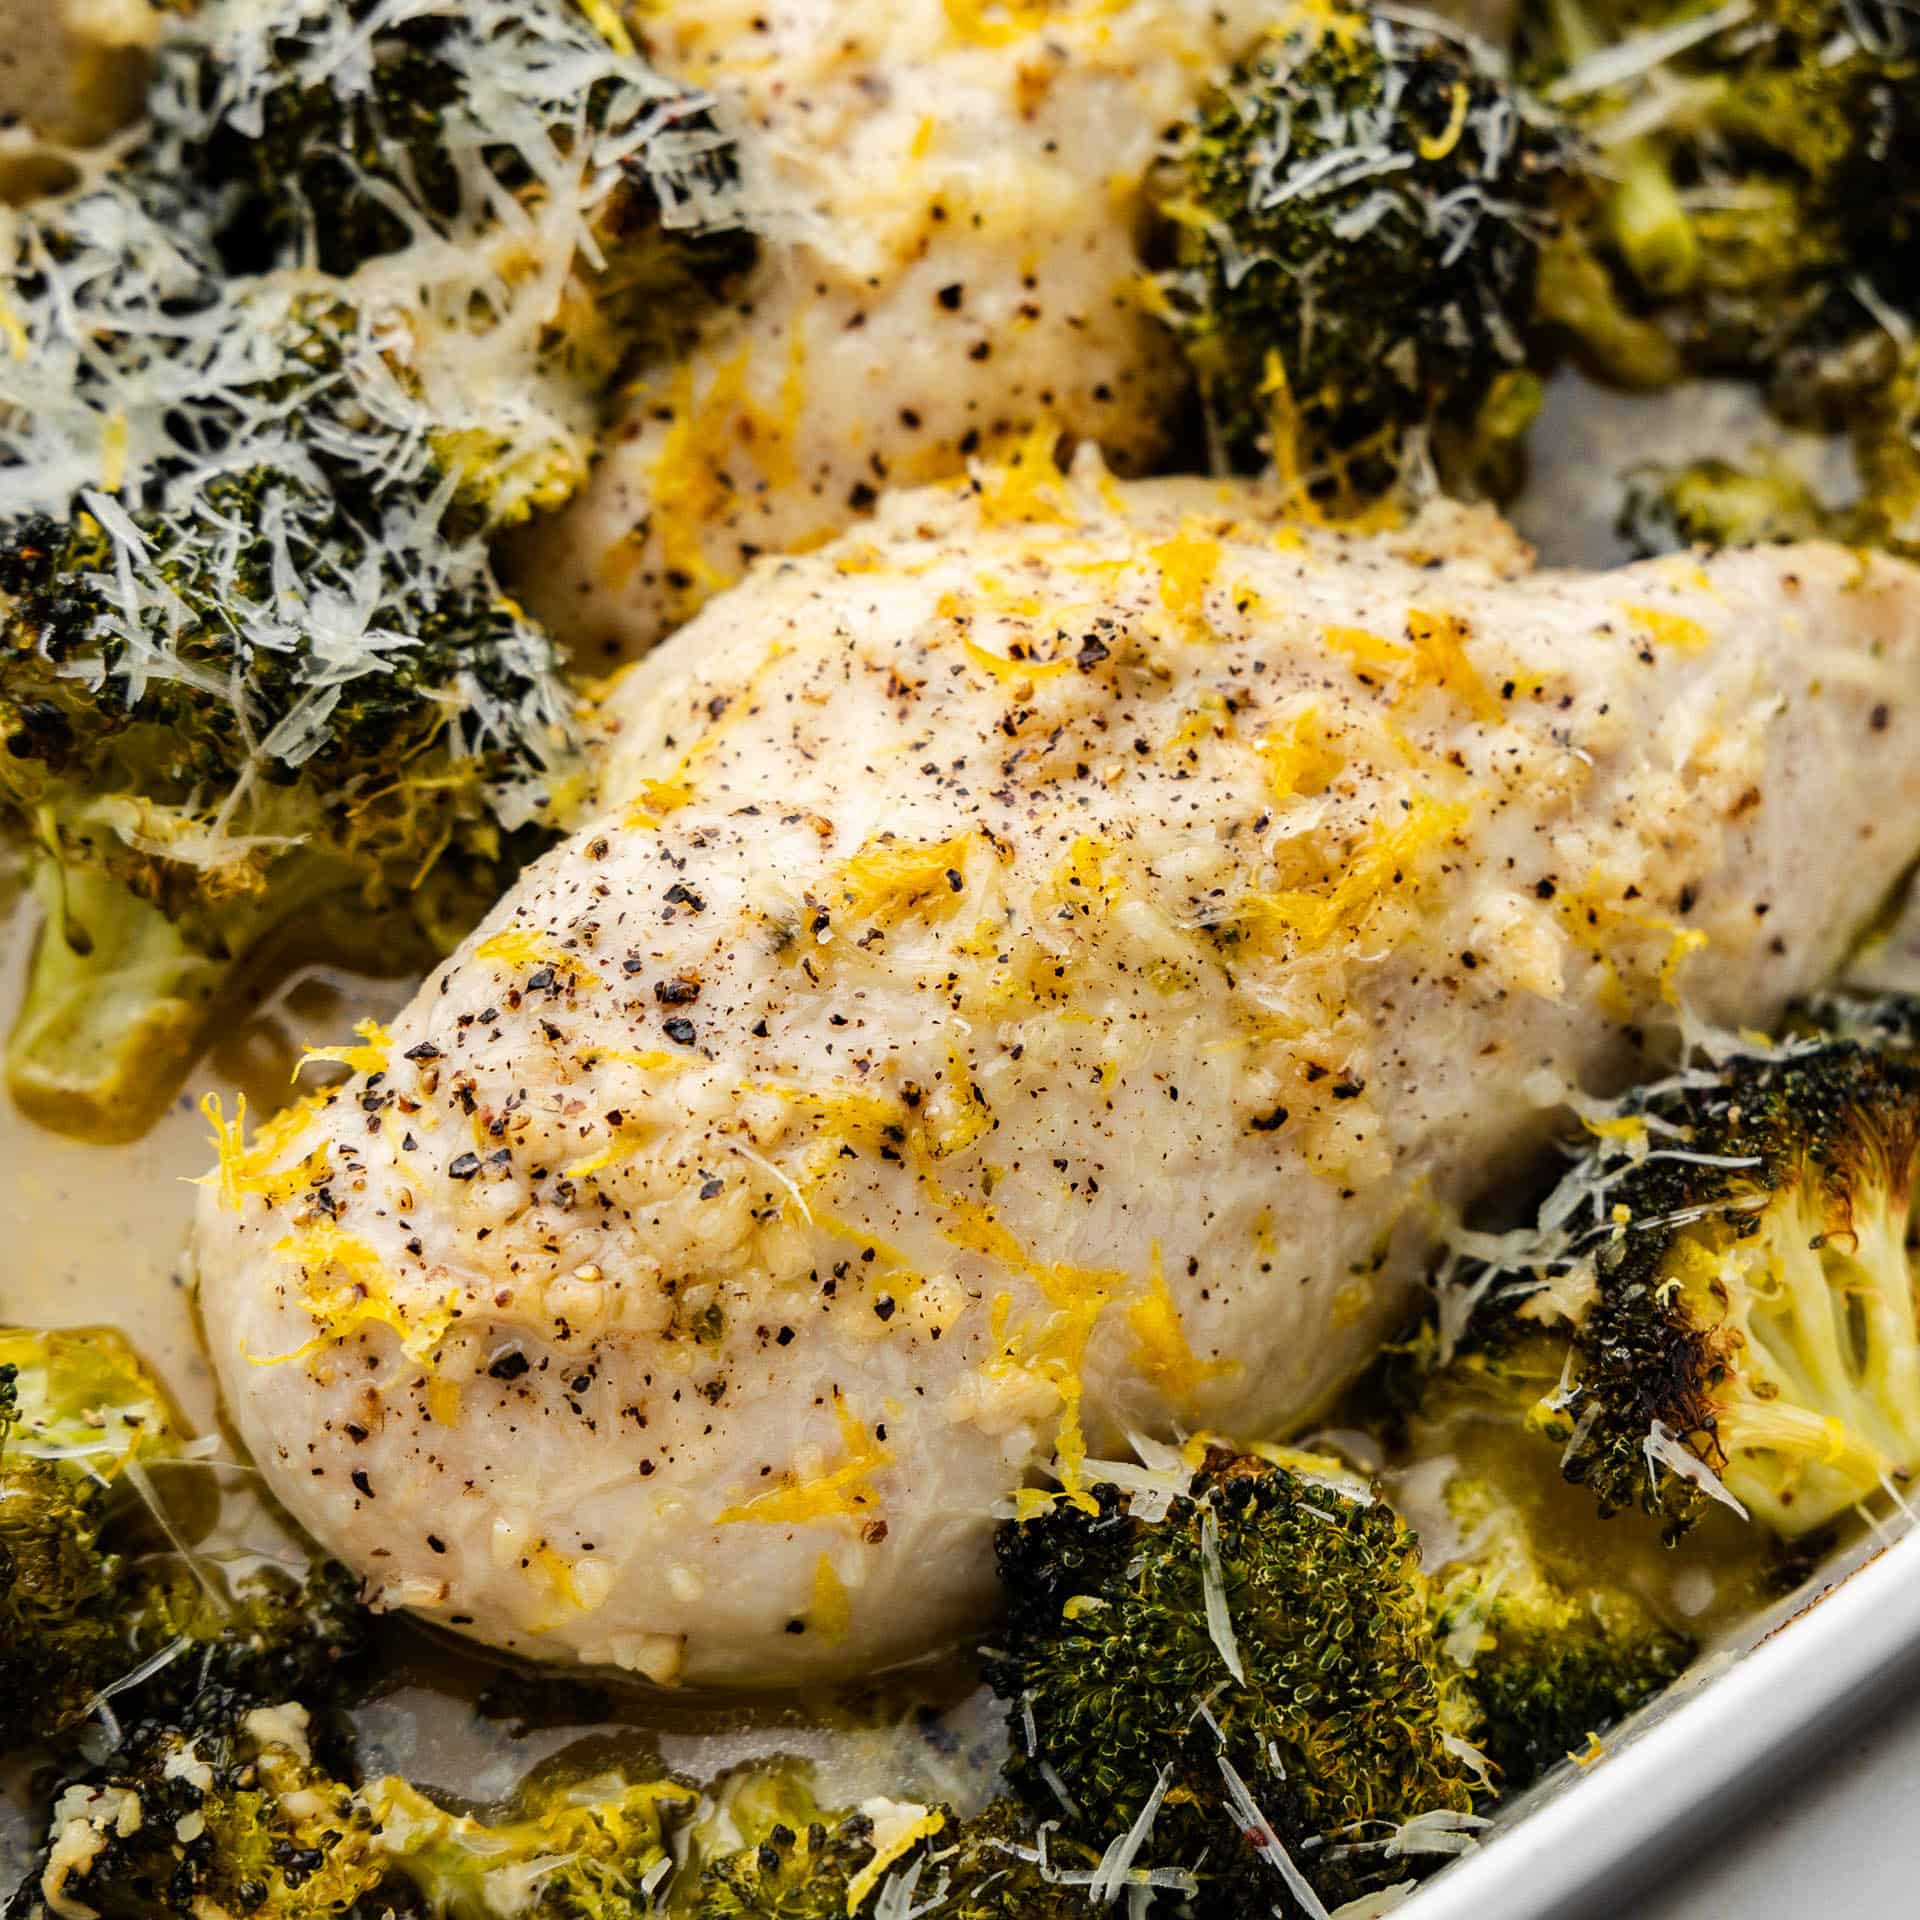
[1153,0,1579,481]
[679,1761,950,1919]
[1537,0,1920,375]
[1615,453,1836,555]
[0,1327,182,1740]
[13,1698,694,1920]
[1845,342,1920,556]
[0,473,574,1138]
[987,1450,1482,1916]
[15,1701,387,1920]
[1442,1015,1920,1539]
[681,1765,1108,1919]
[369,1768,695,1918]
[139,0,754,304]
[0,1325,367,1751]
[915,1798,1106,1918]
[1430,1475,1695,1788]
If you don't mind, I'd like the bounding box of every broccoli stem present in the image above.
[1606,143,1700,298]
[6,858,232,1143]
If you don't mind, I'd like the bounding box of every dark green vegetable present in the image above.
[988,1449,1482,1916]
[1154,0,1579,479]
[1437,1011,1920,1540]
[0,472,574,1138]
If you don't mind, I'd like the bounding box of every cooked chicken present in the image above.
[512,0,1277,665]
[195,457,1920,1686]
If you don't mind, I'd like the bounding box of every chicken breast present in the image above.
[195,457,1920,1686]
[511,0,1276,665]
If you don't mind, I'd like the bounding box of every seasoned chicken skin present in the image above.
[513,0,1274,663]
[196,459,1920,1686]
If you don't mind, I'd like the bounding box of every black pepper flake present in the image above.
[664,881,706,912]
[404,1041,440,1062]
[664,1015,698,1046]
[1076,635,1110,670]
[488,1348,530,1381]
[448,1152,482,1181]
[776,1326,795,1346]
[1249,1105,1290,1132]
[427,1535,446,1554]
[699,1174,725,1199]
[936,282,964,309]
[873,1296,896,1321]
[655,975,701,1005]
[351,1470,374,1500]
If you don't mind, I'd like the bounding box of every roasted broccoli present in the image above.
[140,0,753,305]
[0,1325,366,1751]
[0,0,759,1139]
[1615,452,1836,555]
[14,1701,386,1920]
[1437,1015,1920,1540]
[680,1762,1111,1919]
[988,1449,1483,1916]
[1536,0,1920,375]
[1429,1472,1695,1788]
[12,1698,695,1920]
[1153,0,1579,481]
[0,473,574,1138]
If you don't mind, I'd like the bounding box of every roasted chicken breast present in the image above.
[197,460,1920,1684]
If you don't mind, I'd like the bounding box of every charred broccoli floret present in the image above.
[139,0,753,304]
[0,1328,177,1739]
[1443,1016,1920,1539]
[0,1325,367,1751]
[0,0,757,1140]
[14,1701,386,1920]
[1154,0,1579,480]
[987,1450,1482,1916]
[681,1764,1108,1920]
[0,473,573,1138]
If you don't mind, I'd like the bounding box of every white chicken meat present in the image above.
[512,0,1277,665]
[196,457,1920,1686]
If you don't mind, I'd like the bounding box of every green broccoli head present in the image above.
[0,471,576,1138]
[139,0,754,303]
[16,1701,387,1920]
[367,1767,695,1919]
[0,1325,369,1752]
[1430,1474,1695,1789]
[1154,0,1580,478]
[1539,0,1920,373]
[1448,1019,1920,1540]
[0,1327,182,1741]
[680,1760,951,1920]
[14,1695,695,1920]
[987,1450,1482,1916]
[1614,453,1837,556]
